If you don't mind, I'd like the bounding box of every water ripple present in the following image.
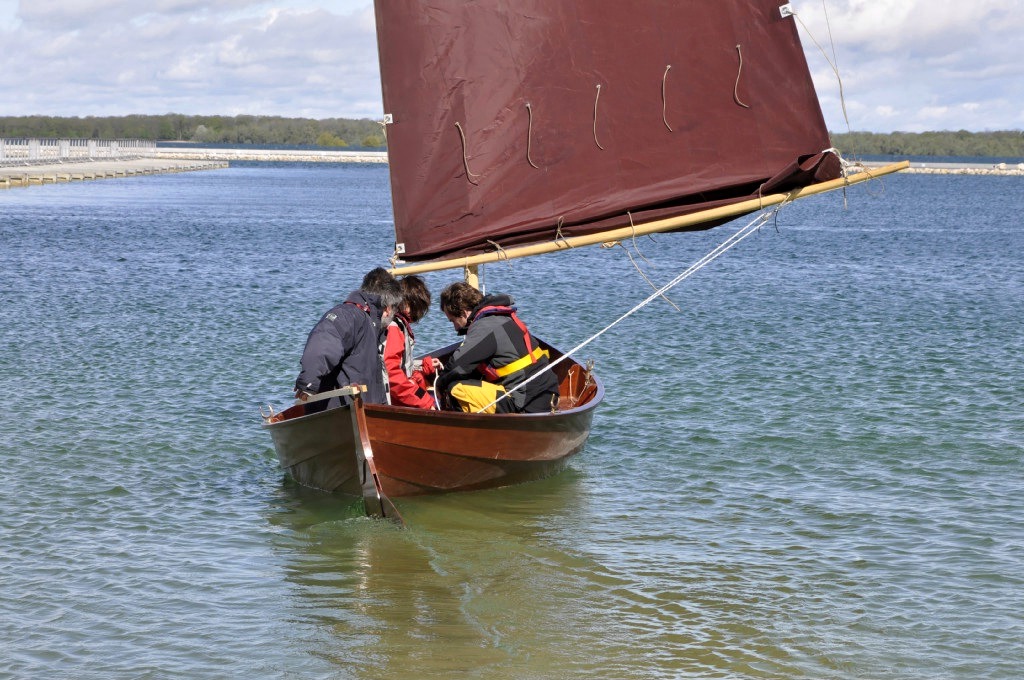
[1,169,1022,678]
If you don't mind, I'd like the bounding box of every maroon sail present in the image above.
[374,0,839,262]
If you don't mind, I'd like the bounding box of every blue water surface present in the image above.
[1,164,1021,679]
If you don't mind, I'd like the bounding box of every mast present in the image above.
[463,264,480,288]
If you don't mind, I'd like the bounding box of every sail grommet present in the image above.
[389,243,406,267]
[378,114,393,143]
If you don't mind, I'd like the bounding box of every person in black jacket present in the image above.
[294,268,402,408]
[435,281,559,414]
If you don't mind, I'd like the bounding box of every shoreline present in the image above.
[5,148,1022,186]
[154,148,1024,176]
[150,148,388,163]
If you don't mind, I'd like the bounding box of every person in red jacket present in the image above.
[383,275,442,409]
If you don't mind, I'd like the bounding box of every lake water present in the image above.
[1,164,1022,679]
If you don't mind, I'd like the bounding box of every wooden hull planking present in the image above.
[263,344,602,498]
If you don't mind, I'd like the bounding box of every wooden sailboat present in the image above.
[265,340,602,500]
[263,1,905,520]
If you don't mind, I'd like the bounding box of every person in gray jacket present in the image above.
[294,268,402,408]
[435,281,559,414]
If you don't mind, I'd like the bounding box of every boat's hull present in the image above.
[364,397,596,496]
[263,342,603,498]
[265,400,364,496]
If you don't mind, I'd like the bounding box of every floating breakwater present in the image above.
[151,148,388,163]
[0,157,227,189]
[861,160,1024,176]
[5,140,1022,191]
[158,150,1024,174]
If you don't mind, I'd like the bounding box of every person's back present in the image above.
[295,289,388,405]
[294,268,403,408]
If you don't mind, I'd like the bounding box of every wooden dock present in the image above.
[0,157,228,189]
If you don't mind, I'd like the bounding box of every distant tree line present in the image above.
[0,114,386,148]
[2,115,1023,157]
[831,130,1024,158]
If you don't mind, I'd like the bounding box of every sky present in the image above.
[1,0,1021,133]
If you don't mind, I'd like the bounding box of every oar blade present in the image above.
[348,392,405,527]
[378,490,405,526]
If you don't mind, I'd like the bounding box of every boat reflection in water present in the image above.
[265,470,595,678]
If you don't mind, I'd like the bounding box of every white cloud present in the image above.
[0,0,381,118]
[796,0,1024,131]
[0,0,1020,131]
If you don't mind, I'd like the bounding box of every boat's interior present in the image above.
[427,338,600,411]
[265,338,600,424]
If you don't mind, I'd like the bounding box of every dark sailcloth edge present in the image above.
[375,0,839,262]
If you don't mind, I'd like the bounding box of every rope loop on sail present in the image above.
[486,239,510,263]
[593,84,606,150]
[554,216,572,248]
[733,45,751,109]
[833,147,894,209]
[604,212,648,256]
[472,205,788,413]
[525,103,540,169]
[662,65,674,132]
[629,212,656,265]
[835,146,858,195]
[604,241,680,312]
[792,7,852,133]
[454,122,480,184]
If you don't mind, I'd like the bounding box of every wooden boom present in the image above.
[390,161,909,277]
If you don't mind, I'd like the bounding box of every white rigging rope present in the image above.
[792,2,852,134]
[472,203,789,413]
